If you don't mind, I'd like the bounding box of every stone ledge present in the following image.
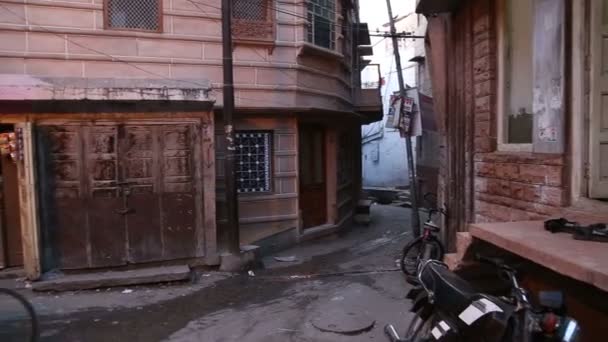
[470,221,608,292]
[0,75,214,102]
[32,265,191,292]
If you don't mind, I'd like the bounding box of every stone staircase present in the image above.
[443,231,473,270]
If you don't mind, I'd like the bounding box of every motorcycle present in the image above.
[385,255,581,342]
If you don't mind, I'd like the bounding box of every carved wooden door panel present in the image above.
[121,125,198,263]
[38,125,125,269]
[121,125,160,263]
[158,125,198,260]
[86,125,127,267]
[39,122,199,269]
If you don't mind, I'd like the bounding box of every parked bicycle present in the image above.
[400,194,446,280]
[0,287,39,342]
[386,255,581,342]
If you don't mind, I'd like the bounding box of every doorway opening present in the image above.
[0,124,23,268]
[299,124,328,229]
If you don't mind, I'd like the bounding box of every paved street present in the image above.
[15,205,415,341]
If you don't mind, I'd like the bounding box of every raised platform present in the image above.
[470,221,608,292]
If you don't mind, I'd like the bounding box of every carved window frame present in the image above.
[232,0,276,46]
[103,0,163,33]
[307,0,337,50]
[235,131,274,194]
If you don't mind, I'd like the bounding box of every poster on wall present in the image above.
[399,88,423,137]
[403,97,414,113]
[385,95,402,129]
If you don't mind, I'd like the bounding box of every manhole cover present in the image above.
[311,309,375,335]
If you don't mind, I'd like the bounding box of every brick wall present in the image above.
[472,0,497,154]
[468,0,568,223]
[474,153,565,221]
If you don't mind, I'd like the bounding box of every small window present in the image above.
[500,0,534,146]
[235,131,273,193]
[307,0,336,50]
[105,0,161,32]
[233,0,267,21]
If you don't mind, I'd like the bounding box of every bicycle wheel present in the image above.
[0,288,39,342]
[400,237,445,277]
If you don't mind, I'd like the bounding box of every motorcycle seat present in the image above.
[420,261,478,314]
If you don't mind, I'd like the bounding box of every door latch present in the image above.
[115,184,134,215]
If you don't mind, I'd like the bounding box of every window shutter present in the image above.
[589,0,608,198]
[532,0,565,154]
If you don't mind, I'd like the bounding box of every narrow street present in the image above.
[33,205,415,341]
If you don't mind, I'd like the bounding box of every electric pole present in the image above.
[385,0,421,237]
[222,0,240,254]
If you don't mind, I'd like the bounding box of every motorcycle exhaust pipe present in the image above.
[384,324,408,342]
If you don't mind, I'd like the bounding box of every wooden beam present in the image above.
[16,122,41,280]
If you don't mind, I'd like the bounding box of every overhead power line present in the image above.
[187,0,391,33]
[0,1,285,106]
[184,0,350,108]
[0,3,208,89]
[0,1,374,108]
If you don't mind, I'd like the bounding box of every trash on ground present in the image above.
[248,270,255,277]
[289,275,311,280]
[121,289,133,294]
[274,256,298,262]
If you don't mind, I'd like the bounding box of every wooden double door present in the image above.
[38,121,203,269]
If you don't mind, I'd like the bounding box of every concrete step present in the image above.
[444,253,477,271]
[455,232,473,259]
[0,267,26,280]
[354,214,371,226]
[33,265,191,292]
[390,201,411,208]
[356,199,373,214]
[444,253,461,270]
